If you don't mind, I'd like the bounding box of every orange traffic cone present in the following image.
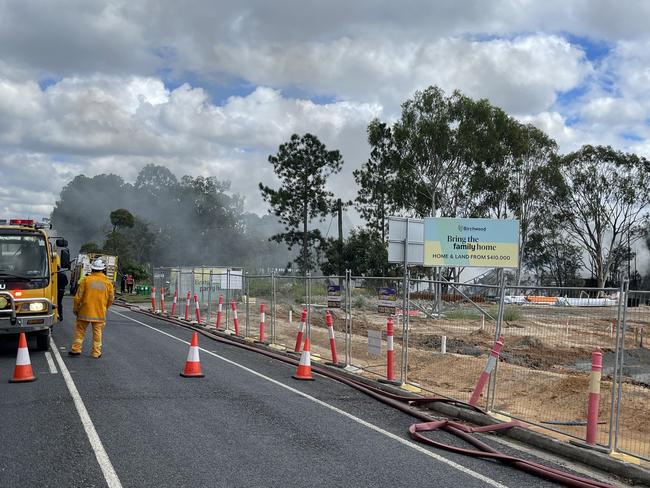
[9,332,36,383]
[292,337,314,381]
[180,331,204,378]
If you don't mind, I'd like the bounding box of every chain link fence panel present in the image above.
[615,290,650,460]
[490,285,622,447]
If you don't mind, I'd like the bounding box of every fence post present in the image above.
[401,269,411,384]
[245,274,250,337]
[225,269,230,328]
[486,270,506,411]
[272,271,277,345]
[609,280,627,451]
[345,270,352,369]
[307,272,312,339]
[435,268,442,318]
[191,269,195,303]
[613,279,630,452]
[207,270,213,323]
[200,265,205,308]
[176,268,181,305]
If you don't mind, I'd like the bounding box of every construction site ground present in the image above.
[139,291,650,464]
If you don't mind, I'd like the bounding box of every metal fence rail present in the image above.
[151,268,650,462]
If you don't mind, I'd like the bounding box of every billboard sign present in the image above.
[424,217,519,268]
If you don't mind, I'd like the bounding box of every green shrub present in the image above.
[247,279,272,297]
[502,306,522,322]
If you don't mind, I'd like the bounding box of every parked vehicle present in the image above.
[0,218,70,350]
[70,253,118,296]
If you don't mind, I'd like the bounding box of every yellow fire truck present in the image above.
[0,219,70,350]
[70,253,118,296]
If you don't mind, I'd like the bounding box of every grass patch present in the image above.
[354,296,367,308]
[118,293,150,303]
[442,305,522,322]
[443,308,483,320]
[248,279,272,297]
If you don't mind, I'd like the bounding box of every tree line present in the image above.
[261,85,650,288]
[51,165,292,277]
[50,84,650,287]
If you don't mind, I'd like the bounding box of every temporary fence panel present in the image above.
[306,276,346,365]
[491,285,622,447]
[152,267,174,314]
[347,276,404,382]
[271,275,307,350]
[615,290,650,461]
[241,275,273,339]
[407,278,500,404]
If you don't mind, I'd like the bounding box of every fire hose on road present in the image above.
[118,302,615,488]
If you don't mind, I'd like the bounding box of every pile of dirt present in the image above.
[469,328,493,339]
[511,335,544,349]
[501,339,589,370]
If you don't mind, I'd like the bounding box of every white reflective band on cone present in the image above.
[387,336,394,350]
[328,327,335,339]
[16,348,30,366]
[298,323,305,332]
[485,355,497,374]
[186,346,200,362]
[300,354,311,367]
[261,313,265,322]
[234,311,238,319]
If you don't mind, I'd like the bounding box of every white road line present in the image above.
[49,337,123,488]
[112,310,509,488]
[44,351,58,374]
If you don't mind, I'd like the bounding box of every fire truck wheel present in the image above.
[36,330,50,351]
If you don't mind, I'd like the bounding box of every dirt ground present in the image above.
[160,296,650,460]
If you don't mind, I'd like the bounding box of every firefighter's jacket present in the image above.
[73,272,114,322]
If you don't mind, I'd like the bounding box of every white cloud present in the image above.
[0,75,379,217]
[2,0,650,223]
[518,111,581,150]
[580,96,645,125]
[210,35,589,115]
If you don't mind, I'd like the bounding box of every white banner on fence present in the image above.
[171,267,243,293]
[367,330,382,357]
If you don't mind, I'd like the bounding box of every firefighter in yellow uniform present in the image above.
[69,259,114,358]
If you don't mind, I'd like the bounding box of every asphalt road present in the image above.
[0,299,616,487]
